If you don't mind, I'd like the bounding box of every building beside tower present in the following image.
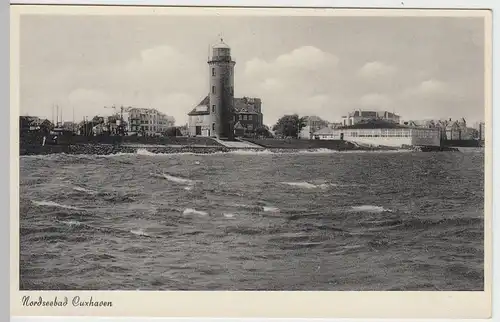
[188,38,263,139]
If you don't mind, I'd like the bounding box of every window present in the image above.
[243,115,247,120]
[212,105,216,113]
[239,115,242,120]
[247,124,253,130]
[212,123,215,131]
[212,68,216,76]
[212,86,216,94]
[248,115,253,120]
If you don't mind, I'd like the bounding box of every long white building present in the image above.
[313,121,441,147]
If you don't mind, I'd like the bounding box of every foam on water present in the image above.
[136,148,158,156]
[223,213,236,218]
[281,182,330,189]
[72,186,98,195]
[32,200,84,211]
[61,220,81,226]
[162,174,195,185]
[351,205,392,213]
[263,206,280,213]
[182,208,208,216]
[130,229,150,237]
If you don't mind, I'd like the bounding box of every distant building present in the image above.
[478,122,485,141]
[127,107,174,136]
[62,121,77,132]
[299,115,329,139]
[341,110,400,126]
[313,120,441,147]
[233,97,263,133]
[313,127,336,140]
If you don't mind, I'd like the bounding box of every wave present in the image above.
[72,186,98,195]
[130,229,151,237]
[350,205,392,213]
[60,220,82,226]
[223,213,236,218]
[136,148,162,156]
[263,206,280,213]
[281,182,330,189]
[150,172,196,185]
[163,174,195,185]
[21,148,413,159]
[182,208,208,216]
[31,200,85,211]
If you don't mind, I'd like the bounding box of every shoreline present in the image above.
[19,142,462,156]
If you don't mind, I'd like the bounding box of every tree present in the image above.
[164,127,182,137]
[272,114,307,138]
[255,125,273,138]
[19,116,32,131]
[39,119,54,135]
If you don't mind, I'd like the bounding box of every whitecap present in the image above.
[31,200,84,211]
[263,206,280,213]
[136,148,157,156]
[162,174,195,185]
[72,186,97,195]
[130,229,150,237]
[281,182,332,189]
[61,220,81,226]
[182,208,208,216]
[281,182,318,189]
[351,205,391,213]
[223,213,235,218]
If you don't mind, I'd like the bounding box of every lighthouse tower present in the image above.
[208,38,235,140]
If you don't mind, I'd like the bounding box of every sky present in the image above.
[19,14,486,126]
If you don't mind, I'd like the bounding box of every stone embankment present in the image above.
[20,144,231,156]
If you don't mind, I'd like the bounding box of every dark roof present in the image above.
[188,96,262,116]
[188,95,210,116]
[234,97,261,114]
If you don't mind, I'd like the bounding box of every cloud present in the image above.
[243,46,339,81]
[402,79,450,98]
[238,46,341,124]
[359,93,391,108]
[358,61,396,79]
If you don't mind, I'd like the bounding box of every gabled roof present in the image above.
[234,121,244,129]
[188,95,211,116]
[187,96,262,116]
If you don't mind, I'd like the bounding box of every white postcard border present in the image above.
[6,1,498,321]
